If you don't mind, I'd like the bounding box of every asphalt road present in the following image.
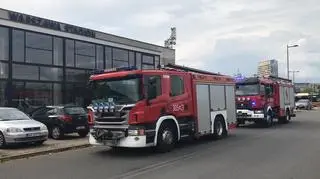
[1,110,320,179]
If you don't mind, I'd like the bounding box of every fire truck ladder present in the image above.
[160,63,222,76]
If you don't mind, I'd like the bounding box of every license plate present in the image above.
[76,126,86,130]
[26,133,41,137]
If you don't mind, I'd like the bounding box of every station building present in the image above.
[0,8,175,112]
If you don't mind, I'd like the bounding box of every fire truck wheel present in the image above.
[213,116,227,139]
[156,122,177,153]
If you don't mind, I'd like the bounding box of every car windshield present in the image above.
[236,84,259,96]
[0,108,31,121]
[64,107,87,115]
[90,76,142,105]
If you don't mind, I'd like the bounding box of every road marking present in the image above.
[109,130,274,179]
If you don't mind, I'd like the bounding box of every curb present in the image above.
[0,144,91,163]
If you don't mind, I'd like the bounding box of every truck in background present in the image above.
[87,64,237,152]
[235,75,296,127]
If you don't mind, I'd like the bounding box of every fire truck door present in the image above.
[196,84,211,133]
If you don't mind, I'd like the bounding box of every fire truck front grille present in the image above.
[95,111,128,124]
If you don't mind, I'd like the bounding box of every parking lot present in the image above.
[0,109,319,179]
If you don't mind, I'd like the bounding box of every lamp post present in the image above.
[286,44,299,79]
[289,70,299,84]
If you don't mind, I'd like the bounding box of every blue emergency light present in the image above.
[92,66,138,75]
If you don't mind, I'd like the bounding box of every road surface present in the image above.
[1,110,320,179]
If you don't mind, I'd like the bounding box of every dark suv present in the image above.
[30,105,89,139]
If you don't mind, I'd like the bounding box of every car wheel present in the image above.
[0,132,6,149]
[51,126,64,140]
[78,130,89,138]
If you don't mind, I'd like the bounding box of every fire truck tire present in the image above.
[279,110,291,124]
[213,116,227,139]
[155,121,177,153]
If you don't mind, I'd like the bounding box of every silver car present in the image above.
[0,107,48,148]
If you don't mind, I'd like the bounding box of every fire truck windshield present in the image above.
[236,84,259,96]
[90,76,142,105]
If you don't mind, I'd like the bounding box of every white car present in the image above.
[0,107,48,148]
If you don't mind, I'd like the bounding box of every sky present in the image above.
[2,0,320,83]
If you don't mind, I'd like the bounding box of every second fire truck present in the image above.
[87,64,237,152]
[235,75,296,127]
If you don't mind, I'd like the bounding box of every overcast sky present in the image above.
[2,0,320,82]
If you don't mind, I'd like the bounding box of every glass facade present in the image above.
[0,26,160,112]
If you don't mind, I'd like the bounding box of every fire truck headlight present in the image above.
[246,97,250,101]
[242,97,245,101]
[128,129,145,136]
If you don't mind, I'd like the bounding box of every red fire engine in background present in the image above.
[235,75,296,127]
[87,64,237,152]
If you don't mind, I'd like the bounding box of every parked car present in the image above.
[0,107,48,148]
[295,99,312,110]
[30,105,89,139]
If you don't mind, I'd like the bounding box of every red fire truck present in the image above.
[87,64,237,152]
[235,75,296,127]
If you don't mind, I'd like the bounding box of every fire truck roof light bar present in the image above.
[163,63,223,76]
[92,66,138,75]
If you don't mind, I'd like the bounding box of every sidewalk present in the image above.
[0,134,90,163]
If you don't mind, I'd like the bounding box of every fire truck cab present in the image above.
[87,64,237,152]
[235,75,296,127]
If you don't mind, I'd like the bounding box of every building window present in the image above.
[0,62,8,79]
[0,27,9,61]
[26,48,52,65]
[142,64,154,70]
[12,29,25,62]
[12,64,39,80]
[96,45,104,69]
[170,75,184,96]
[53,37,63,66]
[11,82,62,111]
[53,83,62,105]
[25,82,53,107]
[105,47,112,68]
[66,39,75,67]
[75,41,95,69]
[136,52,142,69]
[113,48,128,62]
[76,55,95,69]
[142,55,154,65]
[155,56,160,68]
[113,60,129,68]
[25,32,53,65]
[65,83,88,106]
[66,68,91,82]
[40,67,63,81]
[129,51,135,66]
[26,32,52,50]
[0,81,8,107]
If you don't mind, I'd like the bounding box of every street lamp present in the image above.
[289,70,299,84]
[286,44,299,79]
